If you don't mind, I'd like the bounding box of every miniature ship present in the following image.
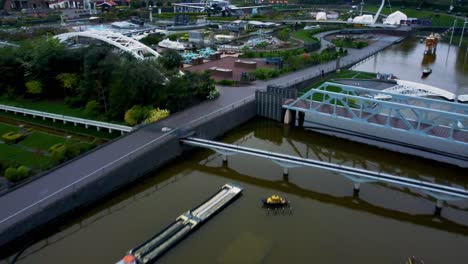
[422,68,432,78]
[262,194,290,208]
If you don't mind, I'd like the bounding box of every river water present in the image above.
[354,36,468,95]
[4,118,468,264]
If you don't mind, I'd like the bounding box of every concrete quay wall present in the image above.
[0,100,257,250]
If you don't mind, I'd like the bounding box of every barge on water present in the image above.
[116,183,243,264]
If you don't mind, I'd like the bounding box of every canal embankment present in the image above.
[0,91,256,250]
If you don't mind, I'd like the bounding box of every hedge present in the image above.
[1,131,26,144]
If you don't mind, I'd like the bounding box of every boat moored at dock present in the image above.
[116,183,243,264]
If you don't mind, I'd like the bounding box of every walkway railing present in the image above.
[0,104,132,134]
[0,95,255,233]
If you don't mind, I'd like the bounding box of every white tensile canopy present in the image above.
[352,14,374,24]
[384,11,407,25]
[316,12,327,21]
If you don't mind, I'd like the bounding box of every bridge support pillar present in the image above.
[43,116,46,120]
[109,128,112,133]
[53,118,56,123]
[340,173,377,198]
[283,167,289,177]
[23,113,26,116]
[121,131,124,136]
[63,120,66,124]
[298,111,305,127]
[353,182,360,196]
[434,199,444,216]
[271,160,301,178]
[85,124,89,129]
[222,154,228,164]
[97,127,100,132]
[284,109,292,125]
[33,115,35,118]
[74,122,77,126]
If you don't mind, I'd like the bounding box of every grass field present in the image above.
[0,122,18,135]
[293,30,320,43]
[301,69,377,94]
[20,132,67,150]
[0,143,53,169]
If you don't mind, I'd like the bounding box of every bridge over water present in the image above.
[281,82,468,167]
[181,137,468,215]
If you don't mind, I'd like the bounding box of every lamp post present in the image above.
[449,19,457,46]
[460,21,467,47]
[149,5,153,23]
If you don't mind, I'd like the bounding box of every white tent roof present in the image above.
[316,12,327,21]
[384,11,407,25]
[458,94,468,102]
[352,15,373,24]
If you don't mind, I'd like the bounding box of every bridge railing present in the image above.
[0,104,132,133]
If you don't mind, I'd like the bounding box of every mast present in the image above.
[372,0,385,24]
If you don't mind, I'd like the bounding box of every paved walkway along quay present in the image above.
[0,35,401,248]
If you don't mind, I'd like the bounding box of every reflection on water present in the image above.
[354,37,468,95]
[3,118,468,264]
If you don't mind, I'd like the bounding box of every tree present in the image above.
[25,80,42,95]
[158,49,183,70]
[277,28,291,42]
[124,105,150,125]
[56,73,80,92]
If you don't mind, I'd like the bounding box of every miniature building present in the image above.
[235,59,257,69]
[209,67,233,78]
[191,57,204,65]
[209,52,221,61]
[189,31,204,46]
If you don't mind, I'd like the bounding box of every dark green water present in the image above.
[3,118,468,264]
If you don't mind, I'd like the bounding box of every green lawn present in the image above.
[301,69,376,93]
[0,122,18,135]
[0,143,53,169]
[364,6,458,27]
[293,30,320,43]
[20,132,66,150]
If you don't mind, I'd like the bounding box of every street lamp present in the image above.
[460,20,468,47]
[149,5,153,23]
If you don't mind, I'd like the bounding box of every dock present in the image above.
[116,183,243,264]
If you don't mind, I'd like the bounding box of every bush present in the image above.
[49,143,67,162]
[84,100,101,117]
[207,88,220,100]
[4,167,17,181]
[25,80,43,95]
[5,165,30,182]
[143,108,170,124]
[2,131,26,144]
[253,68,281,80]
[124,105,151,126]
[16,166,29,179]
[217,79,235,86]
